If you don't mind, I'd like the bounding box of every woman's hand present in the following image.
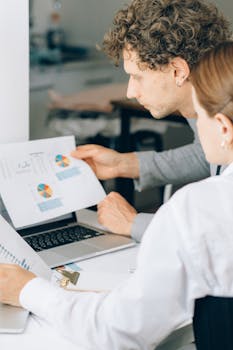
[0,264,36,307]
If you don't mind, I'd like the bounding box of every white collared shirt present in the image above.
[20,163,233,350]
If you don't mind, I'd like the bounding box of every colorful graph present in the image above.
[37,183,53,199]
[55,154,70,168]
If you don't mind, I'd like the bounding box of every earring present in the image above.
[221,139,230,150]
[221,139,226,148]
[176,76,186,87]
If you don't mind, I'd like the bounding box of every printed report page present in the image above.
[0,136,105,228]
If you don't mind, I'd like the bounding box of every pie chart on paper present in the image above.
[55,154,70,168]
[37,184,53,199]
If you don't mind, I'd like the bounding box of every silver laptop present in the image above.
[16,211,136,268]
[0,304,29,333]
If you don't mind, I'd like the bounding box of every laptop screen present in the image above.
[17,212,77,238]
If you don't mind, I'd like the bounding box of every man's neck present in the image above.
[178,83,197,119]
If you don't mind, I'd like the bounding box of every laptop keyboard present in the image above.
[24,225,104,252]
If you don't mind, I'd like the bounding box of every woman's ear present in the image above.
[170,57,190,87]
[215,113,233,148]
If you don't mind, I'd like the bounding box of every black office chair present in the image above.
[193,296,233,350]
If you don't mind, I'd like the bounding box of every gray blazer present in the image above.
[131,118,222,242]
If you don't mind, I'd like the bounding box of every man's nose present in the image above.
[126,77,138,99]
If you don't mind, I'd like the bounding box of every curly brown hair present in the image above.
[102,0,232,70]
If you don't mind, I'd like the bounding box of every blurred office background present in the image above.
[29,0,233,211]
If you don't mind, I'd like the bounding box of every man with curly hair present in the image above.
[1,2,233,350]
[71,0,232,240]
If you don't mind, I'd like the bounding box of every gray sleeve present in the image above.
[134,119,210,191]
[131,213,153,242]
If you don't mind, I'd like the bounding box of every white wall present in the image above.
[32,0,53,34]
[61,0,127,46]
[0,1,29,143]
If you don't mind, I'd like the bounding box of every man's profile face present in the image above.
[123,48,186,119]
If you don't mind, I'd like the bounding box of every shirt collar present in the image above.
[220,162,233,176]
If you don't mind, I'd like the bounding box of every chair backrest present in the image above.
[193,296,233,350]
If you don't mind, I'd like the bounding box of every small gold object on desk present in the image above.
[57,268,80,288]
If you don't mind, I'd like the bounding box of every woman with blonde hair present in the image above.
[0,42,233,349]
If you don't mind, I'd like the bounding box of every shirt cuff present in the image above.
[134,151,158,191]
[20,277,61,319]
[131,213,153,242]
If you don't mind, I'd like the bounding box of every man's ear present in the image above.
[170,57,190,87]
[215,113,233,147]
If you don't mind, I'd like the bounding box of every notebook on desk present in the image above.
[17,210,136,268]
[0,209,52,334]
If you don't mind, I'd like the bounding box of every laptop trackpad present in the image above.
[39,242,102,267]
[84,235,134,249]
[56,242,102,258]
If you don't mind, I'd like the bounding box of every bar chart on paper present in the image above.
[0,243,30,270]
[0,215,51,279]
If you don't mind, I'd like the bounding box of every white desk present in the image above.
[0,210,194,350]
